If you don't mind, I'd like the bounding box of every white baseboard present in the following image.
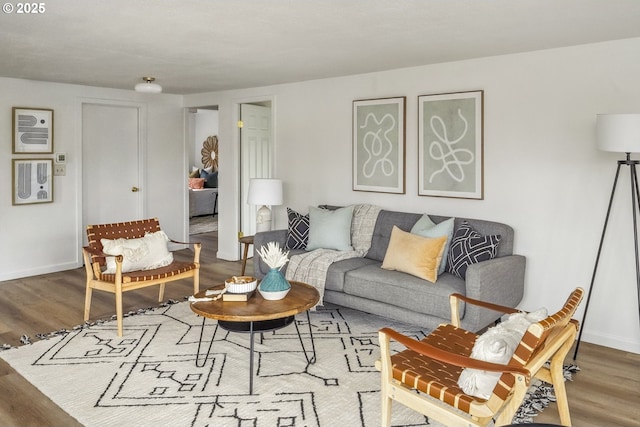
[0,261,81,282]
[216,249,240,261]
[580,331,640,354]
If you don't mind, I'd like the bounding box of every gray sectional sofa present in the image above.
[253,209,525,332]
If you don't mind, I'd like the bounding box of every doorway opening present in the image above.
[186,106,219,237]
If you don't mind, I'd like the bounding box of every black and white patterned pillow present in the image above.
[446,222,501,279]
[285,208,310,250]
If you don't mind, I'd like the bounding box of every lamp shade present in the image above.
[247,178,283,206]
[596,113,640,153]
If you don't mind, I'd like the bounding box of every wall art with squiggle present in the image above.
[352,98,405,194]
[418,91,483,199]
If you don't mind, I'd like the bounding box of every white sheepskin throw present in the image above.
[457,308,548,399]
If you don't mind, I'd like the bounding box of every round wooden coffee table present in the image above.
[190,280,320,394]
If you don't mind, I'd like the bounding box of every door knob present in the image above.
[131,186,139,192]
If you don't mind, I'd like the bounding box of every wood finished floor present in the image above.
[0,231,638,426]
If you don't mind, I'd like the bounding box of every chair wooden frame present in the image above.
[82,218,201,337]
[377,288,584,427]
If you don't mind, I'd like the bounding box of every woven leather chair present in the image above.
[377,288,584,427]
[83,218,201,336]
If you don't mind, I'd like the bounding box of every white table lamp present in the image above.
[247,178,283,232]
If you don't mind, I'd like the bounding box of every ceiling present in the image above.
[1,0,640,95]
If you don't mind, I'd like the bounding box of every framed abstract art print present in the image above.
[418,90,483,199]
[12,158,54,205]
[352,97,406,194]
[12,107,54,154]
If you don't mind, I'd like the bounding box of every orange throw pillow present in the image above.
[188,178,205,189]
[381,226,447,283]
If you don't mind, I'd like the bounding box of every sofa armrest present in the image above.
[449,292,522,327]
[252,229,288,279]
[460,254,526,332]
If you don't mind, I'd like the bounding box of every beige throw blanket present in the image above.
[285,204,381,305]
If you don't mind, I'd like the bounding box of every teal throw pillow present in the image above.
[306,205,354,251]
[411,215,455,275]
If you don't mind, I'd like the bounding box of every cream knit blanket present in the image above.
[285,204,381,305]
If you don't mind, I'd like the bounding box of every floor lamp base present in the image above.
[574,154,640,359]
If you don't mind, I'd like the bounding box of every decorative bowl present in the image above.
[225,276,257,294]
[258,288,290,301]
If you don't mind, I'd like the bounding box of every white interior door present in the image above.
[240,103,273,238]
[82,103,142,236]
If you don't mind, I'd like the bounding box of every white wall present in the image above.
[186,38,640,353]
[1,37,638,353]
[190,109,219,170]
[0,78,185,280]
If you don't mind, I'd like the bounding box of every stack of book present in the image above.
[222,289,256,302]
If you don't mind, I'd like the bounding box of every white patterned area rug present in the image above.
[0,302,575,427]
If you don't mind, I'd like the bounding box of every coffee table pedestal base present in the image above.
[195,311,316,394]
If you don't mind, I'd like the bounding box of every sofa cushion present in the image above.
[325,257,379,292]
[343,265,465,319]
[306,205,354,251]
[285,208,310,250]
[447,222,501,279]
[381,226,447,283]
[367,210,422,262]
[411,215,455,275]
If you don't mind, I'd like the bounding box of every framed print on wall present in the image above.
[418,90,483,199]
[12,107,54,154]
[12,159,54,205]
[353,97,406,194]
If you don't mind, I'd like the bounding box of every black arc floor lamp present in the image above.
[574,113,640,359]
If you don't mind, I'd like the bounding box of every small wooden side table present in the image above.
[239,234,254,275]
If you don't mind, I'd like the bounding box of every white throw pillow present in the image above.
[457,308,548,399]
[101,230,174,274]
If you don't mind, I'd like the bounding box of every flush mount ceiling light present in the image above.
[134,77,162,93]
